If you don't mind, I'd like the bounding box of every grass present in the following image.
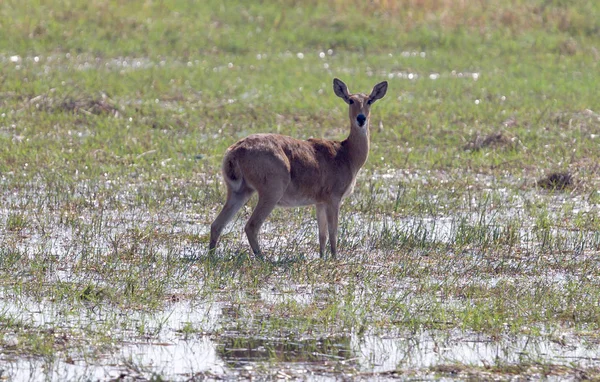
[1,0,600,380]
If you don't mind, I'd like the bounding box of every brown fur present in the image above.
[209,78,388,258]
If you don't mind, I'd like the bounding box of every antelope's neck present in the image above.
[345,123,370,174]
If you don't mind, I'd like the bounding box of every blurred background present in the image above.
[1,0,598,177]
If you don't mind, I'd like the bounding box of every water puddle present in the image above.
[219,336,352,364]
[354,332,600,373]
[2,290,600,380]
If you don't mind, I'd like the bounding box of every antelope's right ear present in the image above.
[368,81,388,104]
[333,78,352,104]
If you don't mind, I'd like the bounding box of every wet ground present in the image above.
[1,172,600,380]
[3,293,600,381]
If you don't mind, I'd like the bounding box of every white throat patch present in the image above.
[355,121,368,133]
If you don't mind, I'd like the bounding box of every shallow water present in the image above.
[2,172,600,380]
[4,327,600,380]
[2,288,600,381]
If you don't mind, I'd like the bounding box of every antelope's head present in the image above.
[333,78,388,130]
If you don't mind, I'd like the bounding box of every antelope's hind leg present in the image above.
[209,184,254,252]
[243,167,291,256]
[244,188,286,256]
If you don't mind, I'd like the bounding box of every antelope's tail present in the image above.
[222,154,243,192]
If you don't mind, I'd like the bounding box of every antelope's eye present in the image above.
[349,99,354,104]
[367,99,372,105]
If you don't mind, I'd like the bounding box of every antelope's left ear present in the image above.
[367,81,388,104]
[333,78,353,105]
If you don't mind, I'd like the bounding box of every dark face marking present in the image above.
[356,113,366,127]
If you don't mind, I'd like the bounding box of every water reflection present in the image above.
[213,330,600,377]
[219,336,352,365]
[353,331,600,372]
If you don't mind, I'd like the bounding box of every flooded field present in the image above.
[4,289,600,380]
[2,170,600,380]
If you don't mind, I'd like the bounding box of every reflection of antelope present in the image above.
[209,78,388,258]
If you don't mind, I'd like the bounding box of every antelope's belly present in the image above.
[277,193,316,207]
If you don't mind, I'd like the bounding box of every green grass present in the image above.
[1,0,600,380]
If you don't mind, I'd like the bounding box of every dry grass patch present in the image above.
[289,0,597,35]
[464,131,516,151]
[28,93,120,117]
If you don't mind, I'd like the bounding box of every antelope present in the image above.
[209,78,388,258]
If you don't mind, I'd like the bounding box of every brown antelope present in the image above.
[209,78,388,258]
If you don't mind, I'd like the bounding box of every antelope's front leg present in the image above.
[316,204,328,258]
[326,200,341,259]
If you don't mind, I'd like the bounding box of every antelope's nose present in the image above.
[357,114,366,126]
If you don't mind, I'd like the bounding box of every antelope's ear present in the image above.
[333,78,352,105]
[368,81,388,104]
